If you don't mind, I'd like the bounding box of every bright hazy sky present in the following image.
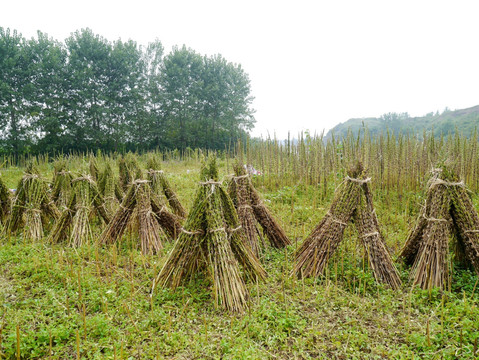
[2,0,479,138]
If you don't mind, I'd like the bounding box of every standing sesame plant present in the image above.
[293,162,401,289]
[153,156,267,312]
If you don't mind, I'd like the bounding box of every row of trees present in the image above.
[0,27,255,155]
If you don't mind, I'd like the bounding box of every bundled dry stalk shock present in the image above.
[7,165,59,241]
[0,173,11,225]
[100,179,177,254]
[293,164,364,278]
[353,180,402,289]
[399,165,479,290]
[229,162,290,249]
[158,171,186,218]
[409,180,451,290]
[153,156,267,312]
[447,174,479,275]
[137,180,164,254]
[97,163,119,214]
[51,159,73,208]
[70,176,95,247]
[400,168,444,266]
[118,154,142,191]
[293,162,401,289]
[146,155,187,219]
[150,193,182,240]
[147,168,186,218]
[49,175,110,247]
[89,156,99,182]
[227,163,263,256]
[99,181,138,245]
[118,156,129,191]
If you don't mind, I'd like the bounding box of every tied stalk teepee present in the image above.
[153,156,267,312]
[99,175,181,254]
[293,162,401,289]
[0,171,11,226]
[228,162,290,256]
[146,155,187,219]
[7,163,59,241]
[49,175,110,247]
[400,167,479,290]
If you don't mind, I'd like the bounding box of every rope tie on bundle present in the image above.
[61,206,74,214]
[345,176,371,184]
[227,225,242,233]
[138,208,153,216]
[326,212,347,226]
[119,204,133,212]
[232,174,249,182]
[158,205,168,213]
[24,174,39,180]
[423,214,448,222]
[429,178,465,188]
[180,225,242,236]
[238,204,253,210]
[72,175,93,183]
[199,180,222,186]
[75,205,90,211]
[361,231,379,238]
[26,208,42,214]
[209,227,226,234]
[180,227,204,235]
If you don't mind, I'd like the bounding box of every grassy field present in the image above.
[0,148,478,359]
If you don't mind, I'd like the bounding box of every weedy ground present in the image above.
[0,156,478,359]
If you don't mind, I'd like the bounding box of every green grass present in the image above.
[0,157,478,359]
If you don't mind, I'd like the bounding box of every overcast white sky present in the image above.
[2,0,479,138]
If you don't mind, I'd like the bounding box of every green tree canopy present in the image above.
[0,27,256,156]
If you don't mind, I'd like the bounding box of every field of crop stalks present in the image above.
[0,131,479,359]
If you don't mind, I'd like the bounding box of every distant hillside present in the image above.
[326,105,479,139]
